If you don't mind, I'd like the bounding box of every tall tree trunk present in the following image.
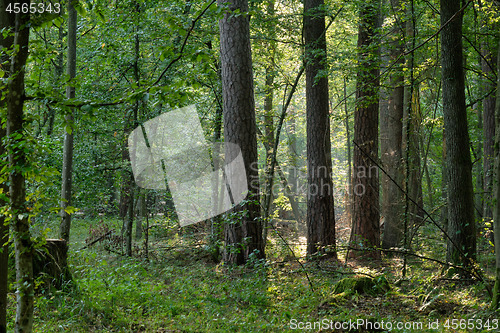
[46,25,64,137]
[349,0,381,260]
[60,0,77,244]
[287,106,298,196]
[125,13,141,257]
[218,0,264,264]
[0,2,15,331]
[262,0,276,244]
[491,30,500,310]
[440,0,476,270]
[209,97,223,260]
[482,43,496,231]
[136,190,145,240]
[304,0,336,258]
[381,0,405,250]
[7,4,33,331]
[344,78,352,220]
[405,87,424,229]
[0,132,8,333]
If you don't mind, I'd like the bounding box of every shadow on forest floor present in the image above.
[7,216,499,332]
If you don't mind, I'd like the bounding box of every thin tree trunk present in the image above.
[491,31,500,310]
[349,0,381,259]
[47,25,64,137]
[440,0,476,271]
[0,3,14,331]
[60,0,77,245]
[344,78,352,221]
[262,0,276,244]
[482,43,496,230]
[210,98,223,259]
[218,0,264,264]
[7,4,33,331]
[136,190,145,240]
[257,127,301,225]
[405,87,424,228]
[304,0,336,258]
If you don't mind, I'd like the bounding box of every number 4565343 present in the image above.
[5,2,61,14]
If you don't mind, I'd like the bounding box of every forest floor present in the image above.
[7,215,500,332]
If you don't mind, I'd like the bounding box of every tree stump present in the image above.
[33,239,71,290]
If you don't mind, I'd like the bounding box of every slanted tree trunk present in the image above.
[304,0,336,258]
[60,0,77,245]
[349,0,381,259]
[218,0,264,264]
[0,3,15,331]
[491,31,500,310]
[440,0,476,271]
[381,0,405,250]
[7,4,33,332]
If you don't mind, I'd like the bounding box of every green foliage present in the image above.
[7,216,493,332]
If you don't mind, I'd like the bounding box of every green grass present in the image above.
[6,217,500,332]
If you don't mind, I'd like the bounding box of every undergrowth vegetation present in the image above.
[6,216,500,332]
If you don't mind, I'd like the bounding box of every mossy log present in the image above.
[321,276,391,307]
[332,276,390,296]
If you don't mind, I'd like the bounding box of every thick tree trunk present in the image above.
[7,4,33,332]
[0,3,15,331]
[304,0,336,258]
[349,0,381,259]
[440,0,476,270]
[218,0,264,264]
[60,0,77,243]
[381,0,405,250]
[491,32,500,310]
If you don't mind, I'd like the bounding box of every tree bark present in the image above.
[304,0,336,258]
[218,0,264,264]
[481,43,496,230]
[7,3,33,331]
[349,0,381,259]
[491,29,500,310]
[262,0,276,244]
[0,2,15,331]
[381,0,405,250]
[60,0,77,244]
[440,0,476,270]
